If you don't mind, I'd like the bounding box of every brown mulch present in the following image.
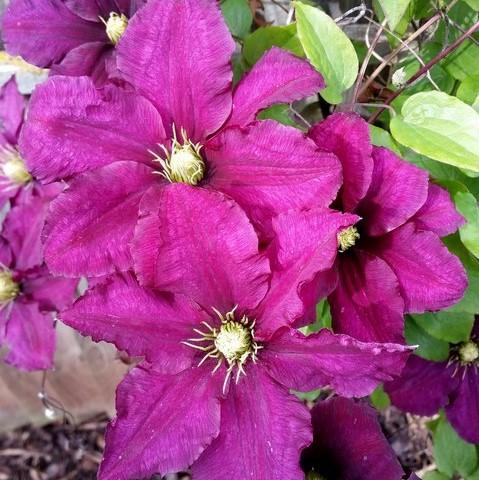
[0,408,431,479]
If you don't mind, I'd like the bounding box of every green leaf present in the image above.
[257,104,298,128]
[243,24,303,67]
[301,299,332,335]
[377,0,413,30]
[295,2,358,104]
[423,472,450,480]
[465,0,479,9]
[370,385,391,410]
[220,0,253,39]
[390,91,479,172]
[457,74,479,111]
[405,316,450,361]
[411,311,474,343]
[455,191,479,258]
[369,125,402,154]
[434,416,478,477]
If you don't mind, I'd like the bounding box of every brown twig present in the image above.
[368,18,479,123]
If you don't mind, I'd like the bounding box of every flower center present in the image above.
[337,226,360,252]
[307,472,326,480]
[154,127,205,185]
[1,148,31,185]
[182,306,262,393]
[101,12,129,45]
[459,341,479,364]
[0,270,19,303]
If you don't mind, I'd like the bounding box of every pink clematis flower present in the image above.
[273,113,467,344]
[2,0,146,85]
[385,317,479,445]
[301,397,404,480]
[19,0,341,279]
[62,186,411,480]
[0,78,34,207]
[0,186,77,370]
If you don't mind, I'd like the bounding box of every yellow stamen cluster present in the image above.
[337,226,360,252]
[182,306,262,393]
[1,148,31,185]
[0,270,19,303]
[153,127,205,186]
[307,471,325,480]
[101,12,129,45]
[459,341,479,364]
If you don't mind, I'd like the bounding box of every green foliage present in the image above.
[295,2,358,104]
[370,385,391,410]
[220,0,253,39]
[390,91,479,173]
[457,74,479,111]
[455,191,479,258]
[377,0,413,30]
[411,311,474,343]
[257,104,299,128]
[405,316,450,361]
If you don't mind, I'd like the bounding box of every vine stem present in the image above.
[357,0,460,100]
[368,18,479,124]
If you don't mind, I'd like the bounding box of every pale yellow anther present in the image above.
[307,471,325,480]
[459,341,479,364]
[337,226,360,253]
[215,321,252,365]
[0,271,19,303]
[2,150,31,185]
[102,12,129,45]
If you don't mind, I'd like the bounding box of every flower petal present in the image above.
[446,369,479,444]
[309,113,373,212]
[301,397,404,480]
[412,183,464,236]
[20,76,164,182]
[329,250,405,343]
[0,78,25,144]
[2,0,105,68]
[207,121,342,233]
[228,47,324,127]
[61,272,206,372]
[117,0,234,140]
[357,147,429,236]
[384,355,459,416]
[44,161,155,277]
[254,208,358,338]
[98,363,222,480]
[3,301,55,371]
[374,223,467,312]
[191,364,311,480]
[133,184,270,313]
[262,327,411,397]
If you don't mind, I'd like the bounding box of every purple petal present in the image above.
[262,327,411,397]
[133,184,270,313]
[117,0,234,141]
[384,355,459,416]
[207,121,342,233]
[64,0,145,20]
[329,250,405,343]
[0,78,25,145]
[302,397,404,480]
[191,364,311,480]
[309,113,373,212]
[2,0,105,68]
[3,301,55,371]
[374,223,468,313]
[44,161,155,277]
[0,238,13,267]
[62,272,206,372]
[446,369,479,444]
[20,76,164,182]
[357,147,429,236]
[412,183,464,236]
[98,363,222,480]
[255,208,358,338]
[228,47,324,127]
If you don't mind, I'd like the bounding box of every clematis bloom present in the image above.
[62,185,411,480]
[385,317,479,444]
[3,0,146,85]
[0,187,77,370]
[0,78,33,207]
[275,112,467,343]
[20,0,340,279]
[301,397,404,480]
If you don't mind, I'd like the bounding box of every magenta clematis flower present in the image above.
[0,78,34,207]
[300,397,404,480]
[3,0,146,85]
[19,0,340,279]
[0,186,77,370]
[385,317,479,444]
[274,112,467,344]
[62,186,411,480]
